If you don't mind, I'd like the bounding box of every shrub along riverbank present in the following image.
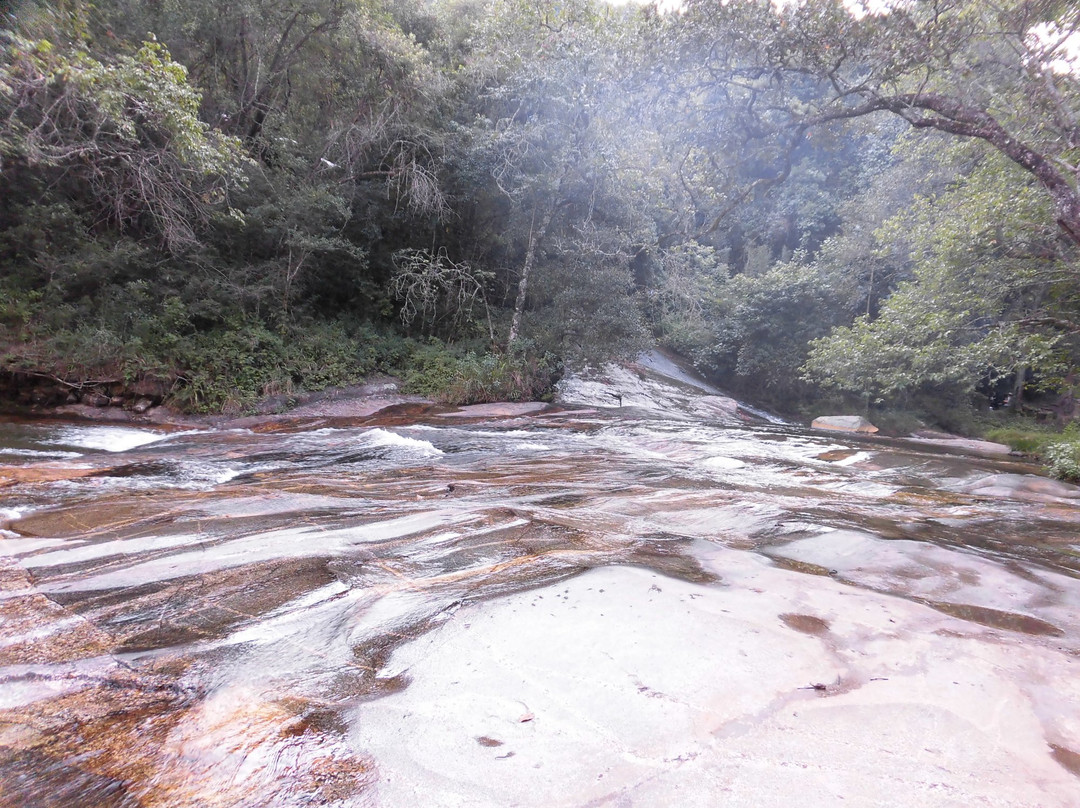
[0,328,561,415]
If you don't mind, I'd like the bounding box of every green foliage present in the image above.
[3,0,1080,426]
[648,243,727,356]
[441,349,561,405]
[983,421,1080,483]
[534,252,650,366]
[688,255,854,404]
[804,149,1076,404]
[390,247,493,339]
[399,341,560,404]
[984,427,1056,456]
[1044,425,1080,483]
[1,33,248,251]
[171,319,401,413]
[399,341,466,398]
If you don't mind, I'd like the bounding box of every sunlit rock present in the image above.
[436,402,550,418]
[811,415,879,433]
[353,558,1080,807]
[952,472,1080,504]
[0,462,105,487]
[555,351,760,424]
[768,528,1080,638]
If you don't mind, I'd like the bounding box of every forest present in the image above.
[2,0,1080,469]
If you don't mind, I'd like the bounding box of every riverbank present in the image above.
[1,357,1024,463]
[0,375,434,432]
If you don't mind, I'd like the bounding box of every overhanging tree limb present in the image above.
[804,91,1080,246]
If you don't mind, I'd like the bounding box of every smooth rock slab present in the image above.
[811,415,879,433]
[0,462,104,487]
[436,402,551,418]
[907,430,1012,456]
[351,557,1080,807]
[953,472,1080,504]
[690,395,742,421]
[769,528,1080,639]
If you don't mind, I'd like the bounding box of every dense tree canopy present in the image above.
[2,0,1078,420]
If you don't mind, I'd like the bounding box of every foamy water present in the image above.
[50,425,180,453]
[363,427,443,456]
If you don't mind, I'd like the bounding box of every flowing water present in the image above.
[2,360,1080,807]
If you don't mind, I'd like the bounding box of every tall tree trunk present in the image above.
[507,203,554,349]
[1008,366,1028,412]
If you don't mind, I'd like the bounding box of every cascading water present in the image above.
[2,357,1079,806]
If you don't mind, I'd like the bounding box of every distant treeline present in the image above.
[1,0,1078,419]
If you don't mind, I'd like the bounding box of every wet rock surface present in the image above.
[952,472,1080,504]
[907,429,1013,456]
[1,364,1079,806]
[811,415,879,433]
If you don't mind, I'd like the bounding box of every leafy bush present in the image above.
[983,427,1054,455]
[697,256,853,405]
[864,408,926,436]
[399,341,561,404]
[1044,424,1080,483]
[170,319,403,413]
[442,350,561,405]
[979,420,1080,483]
[399,342,466,398]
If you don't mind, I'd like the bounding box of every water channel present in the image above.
[2,357,1079,806]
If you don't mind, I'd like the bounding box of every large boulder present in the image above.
[952,473,1080,505]
[691,395,742,421]
[811,415,879,433]
[132,375,170,399]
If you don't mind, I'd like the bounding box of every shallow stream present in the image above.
[2,362,1079,806]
